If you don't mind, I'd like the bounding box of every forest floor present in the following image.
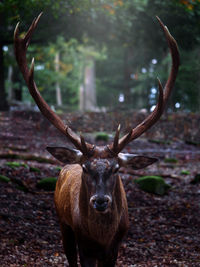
[0,110,200,267]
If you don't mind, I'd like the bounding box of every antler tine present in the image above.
[14,13,93,155]
[108,17,179,154]
[80,133,90,155]
[113,124,121,153]
[113,79,163,153]
[24,12,43,47]
[116,77,164,152]
[14,22,20,41]
[116,128,133,152]
[156,16,180,104]
[28,57,68,135]
[14,14,42,82]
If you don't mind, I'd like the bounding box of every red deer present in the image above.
[14,13,179,267]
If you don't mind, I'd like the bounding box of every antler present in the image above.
[14,13,93,155]
[108,16,180,154]
[14,14,179,158]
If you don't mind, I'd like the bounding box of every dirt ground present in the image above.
[0,111,200,266]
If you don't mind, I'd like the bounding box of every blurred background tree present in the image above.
[1,0,200,112]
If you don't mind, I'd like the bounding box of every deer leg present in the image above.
[97,255,118,267]
[60,223,78,267]
[78,244,96,267]
[97,245,119,267]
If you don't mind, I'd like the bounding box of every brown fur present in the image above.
[54,164,129,265]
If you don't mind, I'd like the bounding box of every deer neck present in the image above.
[78,175,124,245]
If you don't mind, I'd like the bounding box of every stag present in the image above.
[14,13,179,267]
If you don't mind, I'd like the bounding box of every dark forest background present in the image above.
[1,0,200,113]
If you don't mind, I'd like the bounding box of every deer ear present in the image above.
[46,146,83,164]
[118,153,158,170]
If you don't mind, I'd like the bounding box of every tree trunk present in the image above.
[7,65,13,101]
[80,56,96,111]
[55,52,62,106]
[0,43,8,110]
[79,84,84,111]
[123,48,132,107]
[13,66,22,101]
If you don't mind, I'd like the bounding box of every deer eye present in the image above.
[82,164,88,173]
[113,164,120,173]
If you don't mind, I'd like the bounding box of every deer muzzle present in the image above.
[90,195,112,212]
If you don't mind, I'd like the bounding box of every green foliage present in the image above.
[174,49,200,111]
[21,38,77,107]
[0,0,67,43]
[22,37,106,109]
[2,0,200,111]
[0,175,11,183]
[37,177,57,191]
[135,175,171,195]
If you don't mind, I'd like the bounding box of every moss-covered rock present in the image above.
[0,175,10,183]
[56,109,63,115]
[135,175,171,195]
[11,178,29,192]
[15,185,29,192]
[55,166,62,172]
[164,158,178,164]
[30,166,41,173]
[149,139,171,145]
[180,170,190,175]
[6,161,28,169]
[185,140,200,146]
[36,177,57,191]
[95,132,109,142]
[0,153,56,164]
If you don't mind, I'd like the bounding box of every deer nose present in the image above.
[90,195,111,212]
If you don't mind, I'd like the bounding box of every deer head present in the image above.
[46,145,157,212]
